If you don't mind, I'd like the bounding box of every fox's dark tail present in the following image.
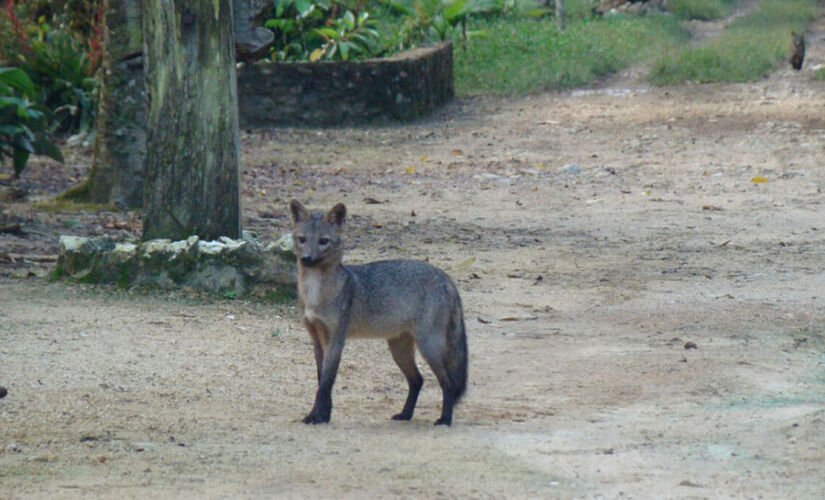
[445,296,468,403]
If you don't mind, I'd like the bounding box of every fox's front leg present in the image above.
[303,316,349,424]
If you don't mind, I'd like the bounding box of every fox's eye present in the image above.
[319,237,330,246]
[297,236,306,244]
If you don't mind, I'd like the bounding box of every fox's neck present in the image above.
[298,260,346,306]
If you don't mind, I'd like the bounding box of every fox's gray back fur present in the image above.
[348,260,468,400]
[289,200,467,425]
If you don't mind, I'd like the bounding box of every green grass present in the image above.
[667,0,735,21]
[649,0,819,84]
[455,13,689,95]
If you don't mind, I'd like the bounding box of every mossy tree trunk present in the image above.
[64,0,270,209]
[85,0,146,208]
[141,0,242,241]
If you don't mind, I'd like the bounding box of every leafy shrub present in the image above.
[380,0,505,46]
[264,0,521,61]
[0,0,100,133]
[266,0,384,61]
[0,67,64,177]
[312,10,381,61]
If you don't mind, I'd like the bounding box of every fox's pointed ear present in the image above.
[289,199,309,223]
[324,203,347,227]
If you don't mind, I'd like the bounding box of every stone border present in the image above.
[237,42,454,126]
[55,234,297,300]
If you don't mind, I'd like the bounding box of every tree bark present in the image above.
[556,0,565,32]
[141,0,242,241]
[86,0,146,208]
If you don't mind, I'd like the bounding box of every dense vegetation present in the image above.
[0,0,820,177]
[0,0,99,176]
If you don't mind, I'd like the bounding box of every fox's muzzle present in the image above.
[300,255,323,267]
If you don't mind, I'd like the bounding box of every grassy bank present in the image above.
[667,0,735,21]
[455,14,689,95]
[649,0,819,84]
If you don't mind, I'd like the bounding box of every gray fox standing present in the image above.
[791,31,805,71]
[289,200,468,426]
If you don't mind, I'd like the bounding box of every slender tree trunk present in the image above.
[86,0,146,208]
[141,0,242,241]
[556,0,565,32]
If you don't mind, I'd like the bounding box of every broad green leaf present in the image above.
[295,0,314,18]
[11,133,34,153]
[274,0,287,17]
[0,67,35,94]
[344,11,355,30]
[314,27,338,40]
[32,135,64,163]
[443,0,467,22]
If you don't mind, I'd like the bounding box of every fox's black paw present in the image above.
[433,417,452,426]
[391,412,413,421]
[302,412,330,424]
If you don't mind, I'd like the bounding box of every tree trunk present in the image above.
[86,0,146,208]
[556,0,565,32]
[141,0,242,241]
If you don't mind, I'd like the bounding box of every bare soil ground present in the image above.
[3,14,825,499]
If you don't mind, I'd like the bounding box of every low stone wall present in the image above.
[55,234,297,300]
[237,42,454,126]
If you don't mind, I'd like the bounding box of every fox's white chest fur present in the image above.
[300,269,324,323]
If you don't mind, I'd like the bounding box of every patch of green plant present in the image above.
[813,68,825,81]
[266,0,384,61]
[265,0,522,61]
[650,0,819,84]
[455,13,690,95]
[380,0,507,49]
[262,284,298,304]
[0,1,100,134]
[667,0,734,21]
[0,66,64,178]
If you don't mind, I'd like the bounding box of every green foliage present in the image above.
[19,26,97,133]
[650,0,819,84]
[266,0,384,61]
[0,1,99,134]
[264,0,526,60]
[455,13,689,95]
[0,67,64,178]
[312,10,381,61]
[380,0,506,46]
[667,0,734,21]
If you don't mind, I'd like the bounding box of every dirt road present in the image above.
[3,16,825,499]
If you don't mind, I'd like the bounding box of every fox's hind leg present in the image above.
[414,336,454,426]
[387,333,423,421]
[415,309,467,427]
